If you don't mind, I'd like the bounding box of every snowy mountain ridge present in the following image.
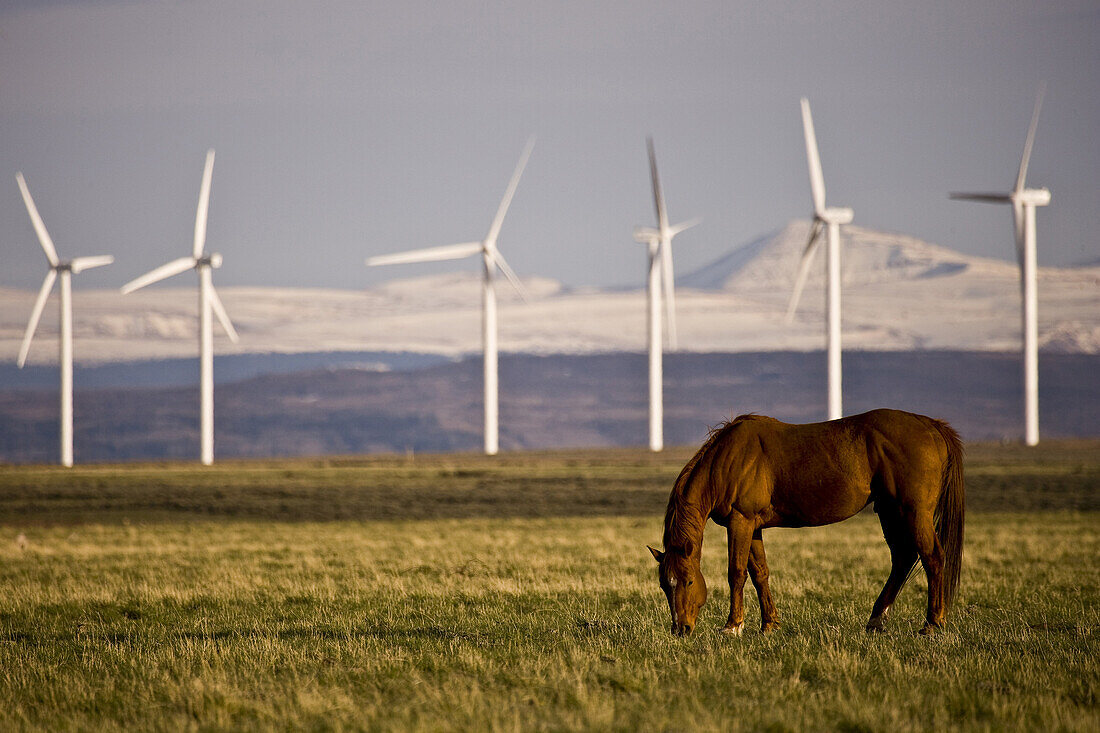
[2,220,1097,364]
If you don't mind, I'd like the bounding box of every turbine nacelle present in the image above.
[1016,188,1051,207]
[634,220,700,246]
[198,253,224,269]
[818,207,854,226]
[633,226,661,245]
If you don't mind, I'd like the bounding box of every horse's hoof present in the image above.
[918,623,939,636]
[761,621,780,634]
[866,619,886,633]
[720,623,744,637]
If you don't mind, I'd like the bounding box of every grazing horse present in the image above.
[648,409,964,636]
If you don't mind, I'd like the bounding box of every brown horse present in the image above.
[647,408,964,636]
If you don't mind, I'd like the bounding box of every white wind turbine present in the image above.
[785,98,854,422]
[951,84,1050,446]
[14,173,114,467]
[120,149,239,465]
[365,138,535,456]
[632,137,699,452]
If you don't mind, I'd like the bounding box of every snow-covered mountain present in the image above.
[2,220,1098,364]
[679,221,998,291]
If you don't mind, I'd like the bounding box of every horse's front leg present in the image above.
[721,518,754,636]
[748,530,780,633]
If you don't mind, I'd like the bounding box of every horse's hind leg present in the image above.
[907,509,947,634]
[867,507,918,633]
[748,531,780,633]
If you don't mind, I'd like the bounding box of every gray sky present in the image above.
[1,0,1097,292]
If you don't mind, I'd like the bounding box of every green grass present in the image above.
[0,443,1097,731]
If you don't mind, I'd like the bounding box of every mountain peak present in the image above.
[679,220,1014,292]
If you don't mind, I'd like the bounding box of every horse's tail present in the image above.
[930,419,965,612]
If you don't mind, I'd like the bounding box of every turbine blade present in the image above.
[17,269,57,368]
[1015,82,1045,194]
[949,192,1013,203]
[660,238,677,350]
[120,256,196,294]
[647,137,668,232]
[15,173,60,266]
[1012,200,1026,271]
[489,250,531,302]
[633,226,660,243]
[785,220,824,322]
[485,136,536,247]
[193,149,215,259]
[366,241,482,267]
[669,217,701,237]
[207,284,239,343]
[70,255,115,274]
[800,98,827,216]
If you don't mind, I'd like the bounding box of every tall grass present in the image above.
[0,442,1096,730]
[0,512,1095,731]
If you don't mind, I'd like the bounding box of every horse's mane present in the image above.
[662,415,765,554]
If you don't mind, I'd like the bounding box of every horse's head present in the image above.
[648,543,707,636]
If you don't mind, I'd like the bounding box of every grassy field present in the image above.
[0,442,1097,730]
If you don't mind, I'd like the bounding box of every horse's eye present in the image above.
[687,580,693,587]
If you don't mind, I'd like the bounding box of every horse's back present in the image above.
[720,410,952,527]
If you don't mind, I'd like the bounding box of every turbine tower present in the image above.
[121,149,239,465]
[632,137,699,452]
[366,138,535,456]
[951,84,1050,446]
[14,173,114,467]
[786,98,854,422]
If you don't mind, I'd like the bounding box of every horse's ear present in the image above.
[647,545,664,563]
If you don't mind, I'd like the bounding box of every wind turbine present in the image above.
[632,137,699,452]
[120,149,239,465]
[785,98,854,422]
[951,84,1050,446]
[365,137,535,456]
[14,173,114,467]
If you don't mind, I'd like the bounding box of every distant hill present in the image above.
[678,221,1003,291]
[1,351,1098,464]
[2,220,1098,363]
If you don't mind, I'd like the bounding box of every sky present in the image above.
[1,0,1098,294]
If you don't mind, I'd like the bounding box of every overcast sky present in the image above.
[1,0,1097,293]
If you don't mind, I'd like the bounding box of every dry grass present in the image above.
[0,443,1096,730]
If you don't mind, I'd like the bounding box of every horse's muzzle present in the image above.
[672,622,693,637]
